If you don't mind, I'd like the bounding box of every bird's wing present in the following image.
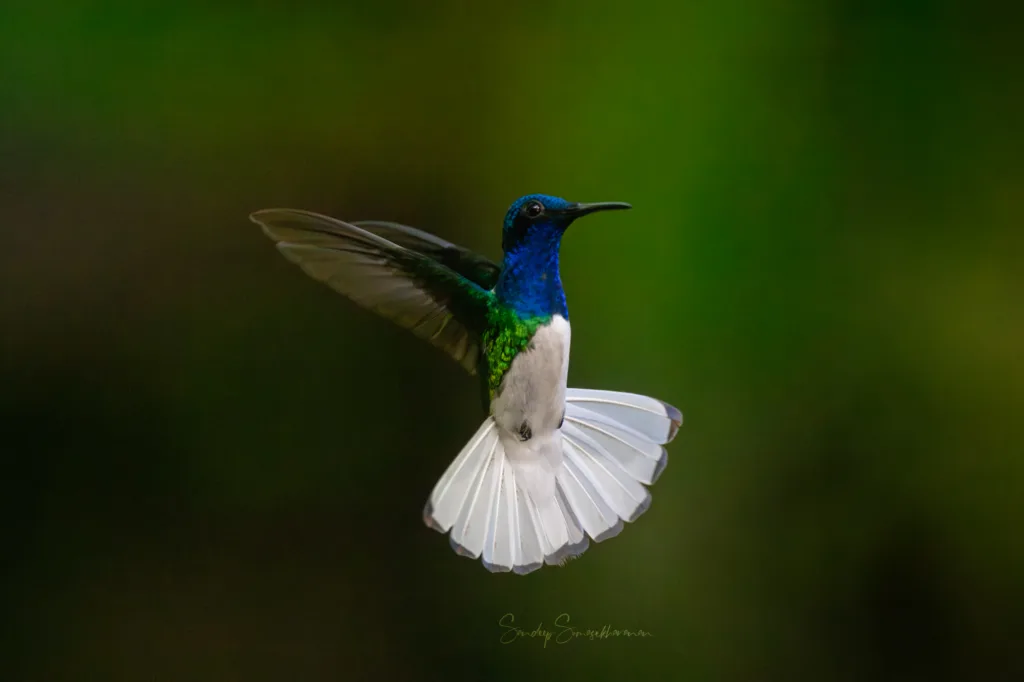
[252,208,494,374]
[352,220,502,290]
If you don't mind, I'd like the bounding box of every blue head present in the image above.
[496,193,631,319]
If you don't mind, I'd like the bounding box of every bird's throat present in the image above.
[495,235,568,319]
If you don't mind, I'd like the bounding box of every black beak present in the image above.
[560,201,632,218]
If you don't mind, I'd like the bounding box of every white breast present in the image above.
[491,315,571,438]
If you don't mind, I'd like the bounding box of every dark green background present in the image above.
[3,1,1021,680]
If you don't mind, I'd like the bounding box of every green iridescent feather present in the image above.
[480,305,549,400]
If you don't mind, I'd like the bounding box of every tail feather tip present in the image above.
[626,493,653,524]
[661,401,684,442]
[448,536,480,559]
[512,561,545,576]
[650,451,669,485]
[482,559,515,574]
[591,518,625,544]
[422,502,446,533]
[545,536,590,567]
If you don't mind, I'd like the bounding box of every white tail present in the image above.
[423,389,682,574]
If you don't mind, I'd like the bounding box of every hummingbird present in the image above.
[251,194,682,574]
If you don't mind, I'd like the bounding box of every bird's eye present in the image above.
[523,200,544,218]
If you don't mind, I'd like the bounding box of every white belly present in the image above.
[491,315,571,439]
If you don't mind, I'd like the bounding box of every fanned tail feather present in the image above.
[423,389,682,573]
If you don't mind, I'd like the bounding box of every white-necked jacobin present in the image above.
[252,194,682,574]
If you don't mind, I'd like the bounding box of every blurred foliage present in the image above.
[1,0,1022,680]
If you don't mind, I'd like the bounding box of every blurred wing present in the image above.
[252,208,493,374]
[353,220,502,290]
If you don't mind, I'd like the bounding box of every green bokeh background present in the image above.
[3,1,1021,680]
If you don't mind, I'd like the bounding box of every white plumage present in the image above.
[250,204,678,573]
[424,316,682,573]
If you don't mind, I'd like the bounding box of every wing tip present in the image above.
[248,207,344,236]
[250,208,297,243]
[250,210,274,238]
[249,207,290,227]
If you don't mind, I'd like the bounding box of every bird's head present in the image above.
[501,194,631,254]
